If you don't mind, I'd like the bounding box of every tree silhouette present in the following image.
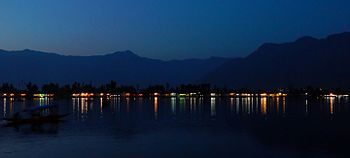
[42,83,59,94]
[0,80,348,98]
[0,83,17,93]
[25,82,39,95]
[106,80,117,93]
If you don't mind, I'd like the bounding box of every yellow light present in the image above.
[33,93,54,98]
[260,93,267,97]
[124,93,131,97]
[153,93,160,96]
[72,93,80,97]
[325,93,337,97]
[179,93,187,97]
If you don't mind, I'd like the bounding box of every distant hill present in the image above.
[0,49,231,86]
[2,32,350,89]
[205,32,350,89]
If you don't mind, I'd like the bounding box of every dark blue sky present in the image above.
[1,0,350,59]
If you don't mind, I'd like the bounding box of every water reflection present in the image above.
[179,97,185,114]
[282,97,286,116]
[110,97,121,114]
[72,98,89,121]
[171,97,176,115]
[236,97,240,115]
[1,96,349,124]
[3,98,7,118]
[210,97,216,117]
[190,97,196,114]
[305,98,308,115]
[99,98,103,117]
[229,98,234,114]
[0,96,349,158]
[261,97,267,115]
[328,97,335,115]
[154,97,158,120]
[126,97,130,113]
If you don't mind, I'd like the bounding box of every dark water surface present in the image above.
[0,96,349,158]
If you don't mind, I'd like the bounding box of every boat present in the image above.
[2,104,69,126]
[3,114,69,124]
[2,113,69,126]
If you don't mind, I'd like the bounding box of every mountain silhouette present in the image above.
[0,49,230,86]
[205,32,350,89]
[2,32,350,88]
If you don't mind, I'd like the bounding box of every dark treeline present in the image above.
[0,81,349,98]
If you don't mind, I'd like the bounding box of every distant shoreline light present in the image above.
[1,92,350,99]
[1,92,289,98]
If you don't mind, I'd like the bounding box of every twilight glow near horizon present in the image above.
[1,0,350,59]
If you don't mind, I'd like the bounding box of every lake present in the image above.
[0,96,349,158]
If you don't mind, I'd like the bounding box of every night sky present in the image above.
[1,0,350,59]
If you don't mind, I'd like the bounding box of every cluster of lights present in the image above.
[2,93,15,97]
[268,93,288,97]
[0,92,289,98]
[72,93,94,97]
[324,93,337,97]
[178,93,187,97]
[323,93,349,98]
[1,93,27,97]
[4,92,350,99]
[123,93,130,97]
[33,94,54,98]
[72,92,145,98]
[228,93,287,97]
[1,93,56,98]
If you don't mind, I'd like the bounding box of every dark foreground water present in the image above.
[0,96,350,158]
